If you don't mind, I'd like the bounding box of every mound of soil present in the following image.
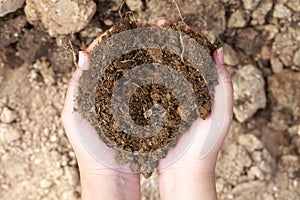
[77,18,219,177]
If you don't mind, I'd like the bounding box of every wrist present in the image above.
[79,169,140,200]
[158,168,217,200]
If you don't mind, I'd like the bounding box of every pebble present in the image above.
[0,0,25,17]
[232,65,266,122]
[268,70,300,117]
[0,123,21,144]
[251,0,273,25]
[248,166,265,180]
[227,10,247,28]
[242,0,261,10]
[223,43,239,65]
[103,19,114,26]
[261,45,272,60]
[273,4,292,19]
[238,134,263,152]
[126,0,143,11]
[0,107,17,123]
[270,57,283,73]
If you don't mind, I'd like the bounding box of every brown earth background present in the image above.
[0,0,299,199]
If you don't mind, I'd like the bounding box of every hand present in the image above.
[61,38,140,200]
[62,18,233,200]
[158,46,233,200]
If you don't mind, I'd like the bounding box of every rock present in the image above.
[286,0,300,12]
[24,0,96,35]
[238,134,263,152]
[273,4,292,19]
[293,49,300,66]
[234,28,263,56]
[273,31,298,66]
[0,123,21,144]
[268,70,300,117]
[103,19,113,26]
[242,0,261,10]
[251,0,273,25]
[0,107,17,123]
[216,144,252,185]
[270,57,283,73]
[0,15,27,48]
[232,65,267,122]
[248,166,265,180]
[256,25,278,41]
[261,45,271,60]
[224,43,239,66]
[48,47,73,74]
[227,10,247,28]
[0,0,24,17]
[17,29,52,63]
[126,0,143,11]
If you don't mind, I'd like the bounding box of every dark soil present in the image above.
[77,18,218,177]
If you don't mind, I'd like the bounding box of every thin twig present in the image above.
[62,32,78,67]
[118,0,126,19]
[172,0,185,22]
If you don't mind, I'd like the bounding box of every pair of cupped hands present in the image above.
[62,19,233,200]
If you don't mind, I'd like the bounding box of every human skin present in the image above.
[61,19,232,200]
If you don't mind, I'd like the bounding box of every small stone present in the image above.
[248,166,265,180]
[293,49,300,66]
[238,134,263,151]
[0,0,25,17]
[270,57,283,73]
[0,107,17,123]
[40,179,52,188]
[251,0,273,25]
[273,31,298,66]
[224,43,239,66]
[0,123,21,144]
[273,4,292,19]
[242,0,261,10]
[261,45,271,60]
[286,0,300,12]
[268,70,300,117]
[232,65,267,122]
[126,0,143,11]
[227,10,247,28]
[103,19,113,26]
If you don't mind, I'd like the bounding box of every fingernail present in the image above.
[217,47,224,65]
[78,51,90,70]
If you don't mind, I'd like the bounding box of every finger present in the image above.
[213,48,232,86]
[155,18,171,27]
[62,51,90,116]
[205,48,233,152]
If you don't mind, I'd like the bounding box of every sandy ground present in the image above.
[0,0,300,199]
